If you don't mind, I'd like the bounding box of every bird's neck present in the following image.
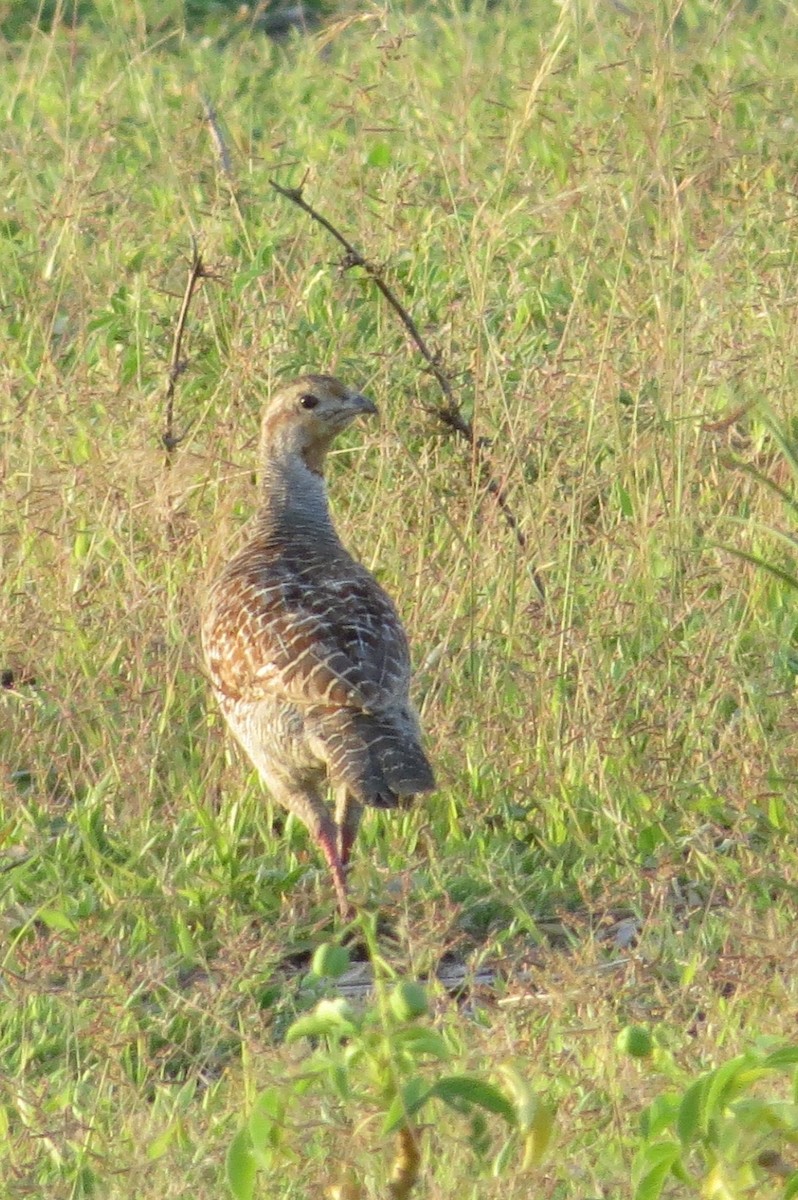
[257,452,338,543]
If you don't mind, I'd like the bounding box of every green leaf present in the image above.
[382,1077,431,1134]
[125,248,147,272]
[367,141,392,168]
[226,1128,256,1200]
[641,1092,681,1140]
[521,1101,556,1168]
[73,530,92,561]
[429,1076,516,1125]
[147,1122,178,1161]
[617,1025,654,1058]
[761,1047,798,1071]
[329,1062,351,1102]
[392,1027,451,1060]
[38,907,78,933]
[248,1088,284,1155]
[676,1078,705,1145]
[632,1141,682,1200]
[711,543,798,593]
[703,1056,763,1125]
[617,483,634,517]
[173,913,197,961]
[498,1066,537,1131]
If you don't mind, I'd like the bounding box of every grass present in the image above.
[2,0,798,1195]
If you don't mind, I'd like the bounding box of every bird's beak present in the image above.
[349,392,378,416]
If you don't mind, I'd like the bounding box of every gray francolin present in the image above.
[201,374,435,917]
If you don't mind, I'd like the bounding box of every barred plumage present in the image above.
[201,374,435,916]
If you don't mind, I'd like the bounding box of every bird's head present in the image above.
[260,374,377,475]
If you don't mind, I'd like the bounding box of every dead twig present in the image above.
[164,236,208,460]
[269,179,538,579]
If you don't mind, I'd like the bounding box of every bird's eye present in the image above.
[299,393,319,410]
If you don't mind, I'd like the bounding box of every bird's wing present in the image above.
[203,559,410,713]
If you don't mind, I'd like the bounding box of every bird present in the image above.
[201,373,435,917]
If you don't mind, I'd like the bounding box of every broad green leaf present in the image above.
[495,1067,554,1163]
[392,1027,450,1061]
[173,913,197,961]
[367,141,391,168]
[703,1057,765,1125]
[641,1092,681,1140]
[248,1088,284,1153]
[430,1076,516,1124]
[676,1078,705,1145]
[37,907,78,933]
[632,1141,682,1200]
[761,1047,798,1071]
[617,483,634,517]
[389,981,428,1021]
[617,1025,654,1058]
[147,1121,178,1161]
[521,1101,555,1168]
[225,1128,256,1200]
[498,1066,538,1131]
[73,530,91,560]
[330,1063,351,1102]
[382,1077,431,1134]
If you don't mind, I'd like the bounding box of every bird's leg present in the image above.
[334,787,363,869]
[270,779,353,919]
[316,826,353,920]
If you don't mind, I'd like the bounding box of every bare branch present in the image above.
[270,179,540,583]
[164,236,207,460]
[270,179,462,423]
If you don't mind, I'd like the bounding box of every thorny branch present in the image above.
[163,236,208,460]
[269,179,537,577]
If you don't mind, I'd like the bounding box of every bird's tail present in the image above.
[305,706,435,809]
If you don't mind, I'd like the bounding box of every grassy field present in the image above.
[2,1,798,1196]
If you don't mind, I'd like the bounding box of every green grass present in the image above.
[2,0,798,1195]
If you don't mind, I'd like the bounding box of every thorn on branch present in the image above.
[168,359,189,385]
[340,249,365,272]
[161,431,184,453]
